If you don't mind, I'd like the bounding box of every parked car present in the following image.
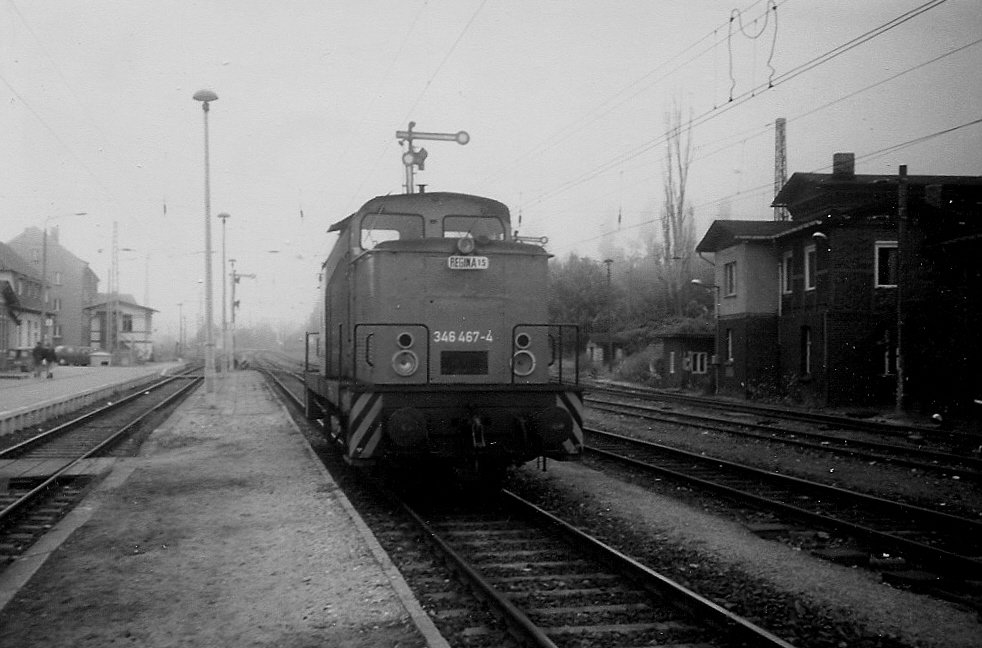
[55,345,92,366]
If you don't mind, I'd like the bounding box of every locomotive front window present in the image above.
[360,213,424,249]
[443,215,505,241]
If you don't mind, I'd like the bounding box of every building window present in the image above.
[801,326,812,375]
[781,251,793,294]
[54,271,62,286]
[669,351,675,374]
[53,298,62,311]
[53,324,62,338]
[875,241,898,288]
[804,244,816,291]
[726,329,734,362]
[690,352,708,374]
[122,314,134,333]
[723,262,736,296]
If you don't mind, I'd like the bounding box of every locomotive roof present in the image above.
[328,192,510,233]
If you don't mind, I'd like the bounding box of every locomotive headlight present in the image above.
[456,236,476,255]
[392,350,419,376]
[515,332,531,349]
[397,332,414,349]
[512,350,536,376]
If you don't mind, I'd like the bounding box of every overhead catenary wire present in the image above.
[517,0,951,212]
[550,116,982,256]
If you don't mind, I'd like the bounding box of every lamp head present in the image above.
[813,231,828,240]
[193,89,218,103]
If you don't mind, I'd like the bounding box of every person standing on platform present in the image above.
[32,341,45,379]
[44,345,56,379]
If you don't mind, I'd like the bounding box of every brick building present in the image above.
[695,153,982,414]
[5,227,100,348]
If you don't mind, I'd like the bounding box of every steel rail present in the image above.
[0,377,201,526]
[588,382,974,440]
[585,426,982,579]
[0,372,198,459]
[587,397,982,479]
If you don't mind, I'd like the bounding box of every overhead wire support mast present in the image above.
[396,121,469,194]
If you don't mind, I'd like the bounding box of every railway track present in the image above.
[588,381,980,444]
[0,372,201,568]
[584,426,982,591]
[255,351,801,647]
[587,394,982,480]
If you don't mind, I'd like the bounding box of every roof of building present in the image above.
[0,241,41,280]
[695,220,799,253]
[84,293,157,313]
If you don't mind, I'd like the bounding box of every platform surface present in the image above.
[0,370,446,648]
[0,363,183,414]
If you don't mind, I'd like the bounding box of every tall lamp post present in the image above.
[691,279,721,395]
[603,258,614,373]
[217,212,230,373]
[193,89,218,400]
[40,212,87,346]
[176,302,184,358]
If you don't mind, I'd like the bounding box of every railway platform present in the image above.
[0,370,447,648]
[0,362,185,436]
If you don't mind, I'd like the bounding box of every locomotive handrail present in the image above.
[364,333,374,366]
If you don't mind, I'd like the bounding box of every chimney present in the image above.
[832,152,855,178]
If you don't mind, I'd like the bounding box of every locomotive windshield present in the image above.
[360,213,424,249]
[443,215,505,241]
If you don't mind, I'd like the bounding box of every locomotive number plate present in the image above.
[447,255,489,270]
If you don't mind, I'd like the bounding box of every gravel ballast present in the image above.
[505,460,981,648]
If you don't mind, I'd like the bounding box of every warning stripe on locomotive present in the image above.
[557,390,584,454]
[348,392,383,458]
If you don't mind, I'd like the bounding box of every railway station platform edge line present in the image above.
[0,369,452,648]
[263,376,453,648]
[0,362,186,436]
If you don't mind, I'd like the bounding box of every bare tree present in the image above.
[660,102,696,315]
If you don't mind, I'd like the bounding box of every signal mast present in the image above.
[396,121,469,194]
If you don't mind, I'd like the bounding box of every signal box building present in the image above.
[84,293,156,363]
[695,153,982,415]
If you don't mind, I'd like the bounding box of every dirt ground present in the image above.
[0,373,431,648]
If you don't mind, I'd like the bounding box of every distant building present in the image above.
[695,153,982,415]
[0,241,45,360]
[84,293,156,363]
[6,226,100,348]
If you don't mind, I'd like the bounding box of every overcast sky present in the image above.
[1,0,979,339]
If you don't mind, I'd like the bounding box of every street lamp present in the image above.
[691,279,721,395]
[40,211,87,346]
[193,89,218,400]
[217,212,230,373]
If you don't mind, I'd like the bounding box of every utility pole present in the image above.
[773,117,788,221]
[895,165,908,413]
[604,259,614,373]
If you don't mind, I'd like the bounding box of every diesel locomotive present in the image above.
[303,191,583,480]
